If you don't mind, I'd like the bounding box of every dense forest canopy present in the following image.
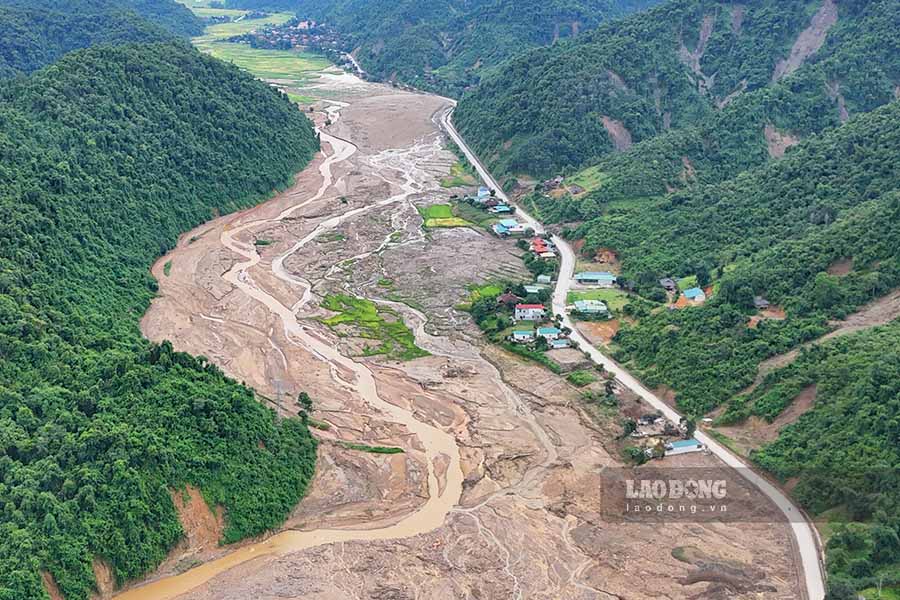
[0,42,319,600]
[226,0,664,94]
[0,0,203,77]
[455,0,900,178]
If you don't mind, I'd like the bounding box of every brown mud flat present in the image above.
[120,69,802,600]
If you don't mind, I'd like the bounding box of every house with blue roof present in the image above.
[489,205,512,214]
[573,299,609,317]
[665,439,705,456]
[537,327,562,340]
[499,219,518,228]
[683,287,707,304]
[492,223,509,236]
[511,330,535,343]
[574,271,617,288]
[549,338,571,349]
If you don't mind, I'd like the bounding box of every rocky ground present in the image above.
[129,67,803,600]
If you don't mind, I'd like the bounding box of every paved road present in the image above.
[440,107,826,600]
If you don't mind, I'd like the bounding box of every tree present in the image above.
[680,417,696,439]
[824,580,857,600]
[297,391,313,414]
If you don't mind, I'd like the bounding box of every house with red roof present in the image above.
[515,303,546,321]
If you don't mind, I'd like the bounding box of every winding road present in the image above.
[439,106,827,600]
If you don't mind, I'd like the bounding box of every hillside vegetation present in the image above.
[0,0,203,77]
[226,0,663,94]
[750,323,900,593]
[0,42,319,600]
[605,99,900,415]
[455,0,900,178]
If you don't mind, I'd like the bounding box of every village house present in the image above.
[537,326,562,340]
[536,274,553,285]
[497,292,522,307]
[523,284,546,295]
[542,176,564,191]
[683,287,707,304]
[573,299,609,316]
[511,330,535,343]
[549,338,572,349]
[515,303,546,321]
[575,271,617,288]
[492,223,510,237]
[567,184,585,195]
[659,277,678,292]
[477,186,491,200]
[665,439,706,457]
[488,204,512,214]
[754,296,771,310]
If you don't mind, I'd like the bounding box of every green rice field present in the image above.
[418,204,472,228]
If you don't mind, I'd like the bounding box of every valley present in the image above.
[4,1,899,599]
[122,63,804,599]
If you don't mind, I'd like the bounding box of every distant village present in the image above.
[224,17,344,54]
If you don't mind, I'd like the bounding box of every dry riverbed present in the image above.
[129,68,802,600]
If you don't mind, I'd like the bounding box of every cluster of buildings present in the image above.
[227,18,341,52]
[633,414,707,458]
[529,237,557,259]
[502,297,573,350]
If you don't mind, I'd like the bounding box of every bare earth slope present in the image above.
[127,69,802,600]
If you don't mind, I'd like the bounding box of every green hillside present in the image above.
[455,0,900,179]
[0,42,318,600]
[0,0,204,77]
[604,99,900,415]
[226,0,664,94]
[751,323,900,593]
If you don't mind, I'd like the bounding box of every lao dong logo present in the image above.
[626,479,727,501]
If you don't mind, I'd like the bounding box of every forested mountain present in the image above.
[226,0,664,94]
[0,42,319,600]
[0,0,203,77]
[455,0,900,178]
[599,99,900,414]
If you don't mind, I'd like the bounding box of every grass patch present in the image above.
[316,231,346,243]
[197,13,295,41]
[501,342,562,374]
[451,201,497,227]
[286,92,316,105]
[254,239,273,246]
[418,204,473,228]
[707,429,741,455]
[566,289,630,311]
[677,275,698,291]
[321,294,429,361]
[194,43,330,83]
[862,586,900,599]
[567,370,597,387]
[307,418,331,431]
[441,161,477,188]
[163,260,172,277]
[191,7,248,18]
[567,165,611,194]
[377,278,394,288]
[338,441,404,454]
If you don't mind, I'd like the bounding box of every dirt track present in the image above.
[126,68,802,600]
